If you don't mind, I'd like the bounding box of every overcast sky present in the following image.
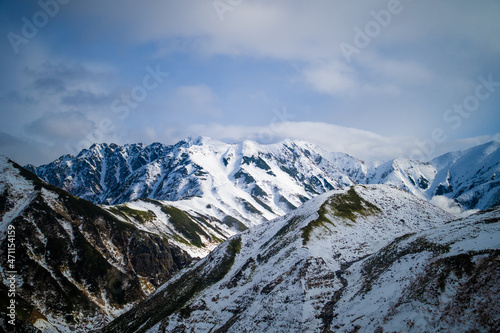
[1,0,499,165]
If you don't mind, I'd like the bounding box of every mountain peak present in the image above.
[28,138,500,223]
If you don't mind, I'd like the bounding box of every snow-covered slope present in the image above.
[102,198,240,258]
[102,184,483,333]
[324,206,500,332]
[360,141,500,211]
[427,140,500,209]
[359,158,437,200]
[0,156,193,332]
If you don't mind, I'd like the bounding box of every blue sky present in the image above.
[0,0,499,165]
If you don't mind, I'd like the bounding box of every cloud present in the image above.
[1,1,499,165]
[61,89,115,107]
[0,91,36,104]
[25,111,95,142]
[66,1,500,62]
[163,121,500,162]
[25,62,111,83]
[302,61,357,95]
[30,77,67,94]
[22,61,116,101]
[0,132,50,165]
[430,196,463,215]
[172,84,221,116]
[160,121,416,161]
[177,85,215,106]
[430,195,479,218]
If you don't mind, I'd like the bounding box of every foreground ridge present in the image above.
[0,156,193,332]
[99,185,500,333]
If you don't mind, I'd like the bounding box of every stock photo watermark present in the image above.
[410,74,499,160]
[339,0,412,63]
[213,0,243,21]
[6,225,17,326]
[67,64,169,154]
[7,0,71,55]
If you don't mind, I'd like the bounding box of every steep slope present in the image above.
[102,198,240,258]
[0,156,193,332]
[360,158,437,200]
[428,140,500,209]
[100,185,456,333]
[322,206,500,332]
[29,137,364,226]
[358,141,500,210]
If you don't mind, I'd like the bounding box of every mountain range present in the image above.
[1,138,499,332]
[100,185,500,333]
[28,138,500,226]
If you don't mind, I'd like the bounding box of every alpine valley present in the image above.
[0,138,498,332]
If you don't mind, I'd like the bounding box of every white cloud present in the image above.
[2,1,500,165]
[67,1,500,62]
[430,195,479,218]
[269,121,415,160]
[302,61,357,95]
[360,55,434,85]
[430,196,463,215]
[177,85,215,106]
[160,121,417,161]
[160,121,500,162]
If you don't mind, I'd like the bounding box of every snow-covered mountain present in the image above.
[4,148,499,332]
[29,138,500,222]
[360,141,500,210]
[0,156,195,332]
[101,185,500,333]
[28,137,364,227]
[99,184,500,332]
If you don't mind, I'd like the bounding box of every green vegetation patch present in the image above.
[301,187,381,245]
[161,205,209,248]
[222,215,248,232]
[109,205,156,224]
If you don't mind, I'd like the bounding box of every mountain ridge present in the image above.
[0,156,195,332]
[101,184,500,333]
[28,138,500,220]
[2,150,499,332]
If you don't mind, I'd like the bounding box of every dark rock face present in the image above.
[0,158,193,331]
